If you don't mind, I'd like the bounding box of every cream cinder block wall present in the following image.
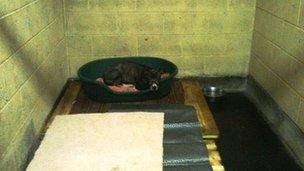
[250,0,304,131]
[0,0,68,170]
[65,0,256,77]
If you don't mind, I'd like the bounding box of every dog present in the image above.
[103,61,162,91]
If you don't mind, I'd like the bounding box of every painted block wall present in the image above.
[65,0,256,77]
[0,0,68,170]
[250,1,304,132]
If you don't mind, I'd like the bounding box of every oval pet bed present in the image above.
[78,57,178,102]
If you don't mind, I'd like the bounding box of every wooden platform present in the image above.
[46,79,223,170]
[55,79,219,139]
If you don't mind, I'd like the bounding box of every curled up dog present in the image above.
[101,61,165,92]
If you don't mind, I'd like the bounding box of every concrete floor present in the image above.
[206,93,302,171]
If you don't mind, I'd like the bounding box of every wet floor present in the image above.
[206,93,303,171]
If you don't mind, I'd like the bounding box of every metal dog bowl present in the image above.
[203,86,225,98]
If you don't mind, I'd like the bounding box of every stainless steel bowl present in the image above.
[203,86,225,98]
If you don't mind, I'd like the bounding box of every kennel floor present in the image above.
[207,93,302,171]
[45,79,223,171]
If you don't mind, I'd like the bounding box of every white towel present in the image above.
[27,112,164,171]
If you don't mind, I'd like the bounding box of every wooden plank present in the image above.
[204,140,225,171]
[69,88,92,114]
[45,81,81,129]
[181,80,219,139]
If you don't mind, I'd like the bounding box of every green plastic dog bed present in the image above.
[78,57,178,102]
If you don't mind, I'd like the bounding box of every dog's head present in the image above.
[146,69,161,91]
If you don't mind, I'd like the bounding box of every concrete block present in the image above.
[298,100,304,132]
[165,0,197,11]
[89,0,135,11]
[69,56,89,77]
[65,0,88,11]
[92,36,137,56]
[67,36,92,57]
[224,10,255,33]
[196,0,227,11]
[138,36,182,56]
[252,32,304,97]
[254,8,284,44]
[250,56,301,123]
[205,54,249,76]
[300,2,304,27]
[257,0,301,25]
[136,0,165,11]
[68,13,118,35]
[278,22,304,63]
[0,146,18,171]
[164,13,208,34]
[226,33,252,55]
[228,0,256,9]
[118,13,163,34]
[181,35,227,55]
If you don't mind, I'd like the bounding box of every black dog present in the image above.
[103,62,161,91]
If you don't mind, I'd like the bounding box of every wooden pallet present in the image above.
[182,80,219,139]
[45,79,223,170]
[64,80,219,138]
[205,140,225,171]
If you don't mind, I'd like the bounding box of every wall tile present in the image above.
[92,36,137,56]
[181,35,227,55]
[278,22,304,63]
[68,13,118,35]
[257,0,301,25]
[0,0,67,168]
[162,0,197,11]
[196,0,227,11]
[226,33,252,55]
[164,13,208,34]
[65,0,88,11]
[138,36,182,56]
[228,0,256,10]
[298,99,304,131]
[224,10,255,33]
[205,54,249,76]
[252,31,304,97]
[250,55,301,124]
[254,8,284,45]
[0,0,33,17]
[300,1,304,27]
[89,0,135,11]
[135,0,165,11]
[118,13,163,34]
[69,56,89,77]
[66,1,256,77]
[0,147,18,171]
[67,36,92,57]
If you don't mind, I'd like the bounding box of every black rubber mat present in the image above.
[108,104,212,171]
[164,164,213,171]
[207,93,303,171]
[164,126,203,143]
[163,143,209,166]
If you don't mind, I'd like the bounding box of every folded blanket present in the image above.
[96,73,170,93]
[27,113,164,171]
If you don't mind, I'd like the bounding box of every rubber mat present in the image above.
[108,104,212,171]
[164,126,203,143]
[164,164,213,171]
[163,143,209,166]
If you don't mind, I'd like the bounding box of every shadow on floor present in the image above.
[206,93,302,171]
